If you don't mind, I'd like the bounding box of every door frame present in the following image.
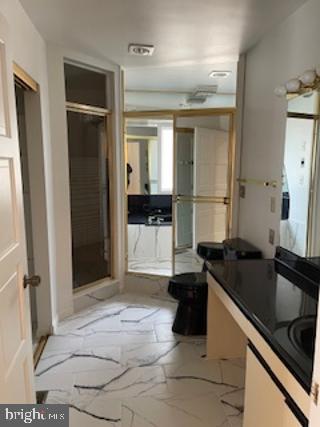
[123,108,237,277]
[0,12,35,403]
[13,62,53,340]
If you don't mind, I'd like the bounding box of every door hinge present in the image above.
[311,382,319,405]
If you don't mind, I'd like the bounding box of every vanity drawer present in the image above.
[244,345,308,427]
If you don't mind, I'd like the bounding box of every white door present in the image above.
[309,303,320,425]
[0,13,35,403]
[193,127,228,247]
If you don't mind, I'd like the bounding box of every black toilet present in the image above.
[168,238,262,336]
[168,242,224,336]
[168,272,208,335]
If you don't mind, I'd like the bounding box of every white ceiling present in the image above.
[20,0,306,68]
[125,62,237,92]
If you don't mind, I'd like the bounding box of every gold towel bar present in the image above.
[237,178,277,188]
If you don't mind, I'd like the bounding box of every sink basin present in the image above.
[146,214,172,225]
[288,315,316,359]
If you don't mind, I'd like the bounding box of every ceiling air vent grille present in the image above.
[128,44,155,56]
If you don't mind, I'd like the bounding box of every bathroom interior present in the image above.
[32,59,320,426]
[3,1,320,426]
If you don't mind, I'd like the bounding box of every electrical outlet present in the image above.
[269,229,275,245]
[239,185,246,199]
[270,197,276,213]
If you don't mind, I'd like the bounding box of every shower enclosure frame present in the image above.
[66,101,116,292]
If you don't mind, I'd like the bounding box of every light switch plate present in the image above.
[270,197,276,213]
[269,229,275,245]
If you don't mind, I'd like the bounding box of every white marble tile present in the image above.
[124,275,170,296]
[36,346,121,377]
[82,328,158,348]
[121,341,205,367]
[220,388,244,427]
[121,395,229,427]
[163,360,238,400]
[220,360,246,388]
[35,372,74,392]
[48,389,121,426]
[155,322,206,343]
[69,407,120,427]
[42,335,84,354]
[38,293,244,427]
[120,305,161,323]
[73,366,166,400]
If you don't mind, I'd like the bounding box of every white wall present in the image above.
[46,44,124,323]
[239,0,320,257]
[0,0,125,328]
[0,0,55,333]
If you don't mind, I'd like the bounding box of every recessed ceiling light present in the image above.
[209,70,232,79]
[128,44,155,56]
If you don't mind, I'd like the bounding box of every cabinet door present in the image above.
[243,347,302,427]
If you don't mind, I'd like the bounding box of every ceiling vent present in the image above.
[209,70,232,79]
[186,95,207,104]
[128,43,155,56]
[186,85,218,104]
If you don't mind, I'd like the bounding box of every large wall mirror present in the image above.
[280,90,320,257]
[125,111,235,277]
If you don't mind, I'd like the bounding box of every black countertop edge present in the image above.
[206,261,313,394]
[248,342,308,427]
[274,259,319,300]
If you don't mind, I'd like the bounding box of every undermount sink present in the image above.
[288,315,316,359]
[146,214,172,225]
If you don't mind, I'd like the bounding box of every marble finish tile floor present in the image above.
[36,293,245,427]
[128,249,203,276]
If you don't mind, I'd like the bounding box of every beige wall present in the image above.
[239,0,320,257]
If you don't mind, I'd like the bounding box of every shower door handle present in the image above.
[23,274,41,289]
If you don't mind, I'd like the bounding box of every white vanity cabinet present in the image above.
[127,224,172,260]
[244,347,303,427]
[207,273,311,426]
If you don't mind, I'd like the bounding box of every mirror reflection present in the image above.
[125,113,234,277]
[280,90,320,256]
[126,119,173,195]
[126,118,174,276]
[174,114,230,274]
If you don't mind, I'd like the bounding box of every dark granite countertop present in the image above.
[206,258,319,393]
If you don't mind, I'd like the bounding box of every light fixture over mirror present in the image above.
[275,67,320,97]
[300,70,317,86]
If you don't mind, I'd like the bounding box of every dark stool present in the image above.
[168,273,208,336]
[197,241,224,271]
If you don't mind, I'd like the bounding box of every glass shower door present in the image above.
[67,110,112,289]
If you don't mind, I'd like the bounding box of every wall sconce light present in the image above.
[275,67,320,98]
[285,78,301,93]
[300,70,317,86]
